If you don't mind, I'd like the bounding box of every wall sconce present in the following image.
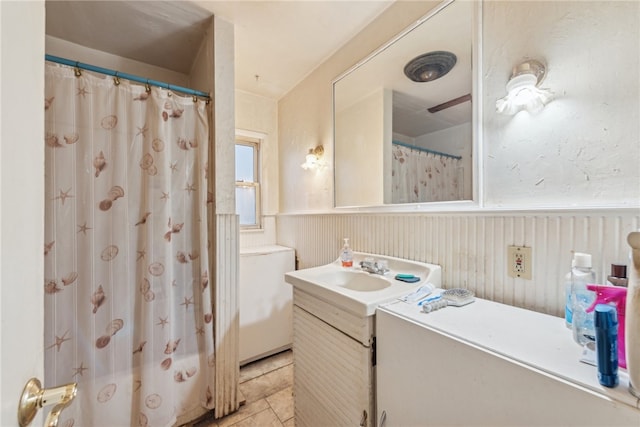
[301,145,325,170]
[496,59,553,115]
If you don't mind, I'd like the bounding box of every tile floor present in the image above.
[193,350,294,427]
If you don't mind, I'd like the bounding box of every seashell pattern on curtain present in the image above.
[43,63,214,427]
[391,143,462,203]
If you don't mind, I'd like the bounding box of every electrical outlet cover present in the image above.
[508,246,532,280]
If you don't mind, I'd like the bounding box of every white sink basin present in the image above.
[285,252,441,317]
[312,269,391,292]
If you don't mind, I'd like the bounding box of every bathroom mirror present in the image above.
[334,0,475,208]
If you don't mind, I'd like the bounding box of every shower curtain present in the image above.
[391,143,462,203]
[44,63,214,427]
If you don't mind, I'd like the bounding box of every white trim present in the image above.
[236,128,267,140]
[473,0,484,208]
[331,0,455,85]
[278,205,640,217]
[235,132,263,229]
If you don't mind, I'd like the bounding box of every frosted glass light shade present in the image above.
[496,60,553,115]
[301,153,319,170]
[301,145,325,170]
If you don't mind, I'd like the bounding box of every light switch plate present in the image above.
[508,246,532,280]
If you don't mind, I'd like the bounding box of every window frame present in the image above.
[235,135,262,229]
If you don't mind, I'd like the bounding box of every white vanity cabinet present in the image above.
[292,288,376,427]
[376,299,640,426]
[285,252,442,426]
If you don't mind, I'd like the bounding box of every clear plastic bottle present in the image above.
[571,252,597,346]
[564,259,575,329]
[340,238,353,267]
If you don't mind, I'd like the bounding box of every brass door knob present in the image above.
[18,378,77,427]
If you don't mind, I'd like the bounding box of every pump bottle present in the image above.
[340,238,353,267]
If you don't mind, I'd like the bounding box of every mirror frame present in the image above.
[332,0,483,212]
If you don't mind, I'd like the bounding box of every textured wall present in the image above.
[236,90,281,249]
[278,1,640,211]
[46,36,190,86]
[482,1,640,207]
[213,18,237,215]
[275,1,639,318]
[236,90,279,216]
[278,1,440,212]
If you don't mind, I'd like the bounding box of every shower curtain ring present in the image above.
[113,72,120,86]
[192,95,198,103]
[145,80,151,93]
[73,62,82,77]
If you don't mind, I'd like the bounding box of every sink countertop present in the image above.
[285,252,441,317]
[379,297,640,411]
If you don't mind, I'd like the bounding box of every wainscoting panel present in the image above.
[214,213,240,418]
[277,210,639,316]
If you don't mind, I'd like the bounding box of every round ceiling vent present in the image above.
[404,51,457,83]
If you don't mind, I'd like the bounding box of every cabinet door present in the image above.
[293,306,374,427]
[376,310,640,426]
[377,310,438,427]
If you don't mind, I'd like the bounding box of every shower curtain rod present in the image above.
[392,140,462,160]
[45,54,210,99]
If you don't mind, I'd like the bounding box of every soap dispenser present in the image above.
[340,238,353,267]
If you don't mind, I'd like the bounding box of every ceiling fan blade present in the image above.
[427,93,471,113]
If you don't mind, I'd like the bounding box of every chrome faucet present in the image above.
[359,259,389,275]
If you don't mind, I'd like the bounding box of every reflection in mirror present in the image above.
[334,0,473,207]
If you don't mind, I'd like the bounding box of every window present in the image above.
[235,136,261,228]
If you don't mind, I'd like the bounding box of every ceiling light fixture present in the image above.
[404,51,457,83]
[496,59,553,115]
[301,145,325,170]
